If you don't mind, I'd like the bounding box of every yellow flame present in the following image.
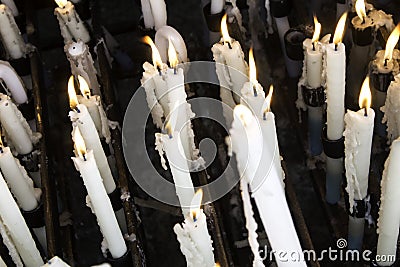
[0,133,3,148]
[312,16,321,44]
[74,128,87,159]
[215,264,221,267]
[355,0,367,22]
[68,76,79,110]
[190,189,203,221]
[55,0,68,8]
[249,48,257,84]
[333,12,347,45]
[263,85,274,114]
[384,24,400,62]
[221,14,231,45]
[143,36,163,69]
[168,38,179,69]
[358,76,371,110]
[78,75,90,97]
[234,104,253,127]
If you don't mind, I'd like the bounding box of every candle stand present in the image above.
[203,2,224,46]
[345,197,369,251]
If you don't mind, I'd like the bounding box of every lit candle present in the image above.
[212,14,248,105]
[326,12,347,141]
[304,16,322,89]
[155,25,188,64]
[1,0,18,16]
[381,74,400,144]
[376,137,400,266]
[65,41,101,96]
[140,0,167,30]
[71,128,127,259]
[155,113,194,216]
[0,93,39,155]
[68,77,116,194]
[0,172,43,267]
[76,76,111,143]
[173,189,215,267]
[0,60,28,104]
[344,77,374,250]
[0,135,39,211]
[0,4,26,59]
[54,0,90,44]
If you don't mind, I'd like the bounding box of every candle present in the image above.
[376,137,400,266]
[0,93,39,155]
[54,0,90,44]
[68,77,116,194]
[155,25,188,64]
[0,60,28,104]
[76,76,111,143]
[140,0,167,30]
[65,41,101,96]
[211,0,224,14]
[304,16,322,88]
[1,0,18,16]
[344,76,374,212]
[0,172,43,267]
[212,14,248,104]
[326,12,347,141]
[351,0,373,44]
[42,256,71,267]
[0,135,39,211]
[229,105,305,267]
[173,189,215,267]
[71,128,127,259]
[155,116,195,216]
[0,4,26,59]
[381,74,400,144]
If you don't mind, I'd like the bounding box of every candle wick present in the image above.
[0,147,3,153]
[174,67,177,75]
[83,153,86,161]
[76,107,81,113]
[253,85,258,97]
[334,44,338,51]
[226,41,232,49]
[263,112,266,121]
[157,65,162,76]
[364,107,368,117]
[384,58,388,67]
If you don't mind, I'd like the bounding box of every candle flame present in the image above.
[355,0,367,22]
[358,76,371,110]
[168,38,179,69]
[215,264,221,267]
[249,48,257,84]
[143,36,163,69]
[164,106,178,137]
[312,15,321,44]
[68,75,79,110]
[55,0,68,8]
[190,189,203,222]
[221,14,231,45]
[262,85,274,115]
[0,134,3,148]
[333,12,347,45]
[78,75,90,97]
[234,104,253,127]
[384,24,400,63]
[74,127,87,159]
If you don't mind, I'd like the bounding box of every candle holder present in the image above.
[351,24,373,47]
[302,85,325,156]
[322,127,344,204]
[108,188,123,211]
[107,248,133,267]
[21,200,44,229]
[284,27,308,61]
[203,3,224,33]
[370,72,394,94]
[345,197,369,251]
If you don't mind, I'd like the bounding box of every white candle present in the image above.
[212,14,248,104]
[382,74,400,144]
[65,41,101,96]
[174,189,215,267]
[0,172,43,267]
[155,121,195,216]
[0,255,5,267]
[54,0,90,44]
[1,0,18,16]
[155,26,188,64]
[211,0,224,14]
[376,137,400,266]
[76,76,111,143]
[344,77,374,212]
[304,16,322,88]
[0,60,28,104]
[371,25,400,75]
[0,140,39,211]
[68,78,116,194]
[71,128,127,259]
[140,0,167,30]
[0,4,25,59]
[42,256,71,267]
[326,13,347,140]
[0,93,38,155]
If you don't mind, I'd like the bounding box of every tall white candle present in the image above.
[174,189,215,267]
[382,74,400,144]
[0,4,25,59]
[0,172,43,267]
[0,60,28,104]
[326,13,347,140]
[305,16,322,88]
[212,14,248,104]
[54,0,90,44]
[0,93,39,155]
[71,128,127,259]
[344,77,374,212]
[68,77,116,194]
[376,137,400,266]
[140,0,167,30]
[1,0,18,16]
[211,0,225,14]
